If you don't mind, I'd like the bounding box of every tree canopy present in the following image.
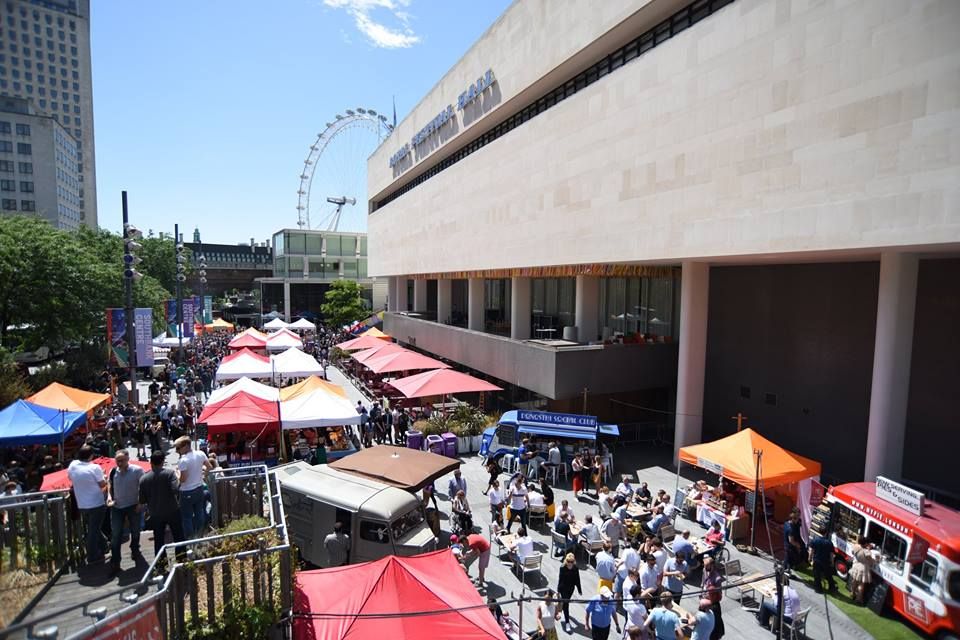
[0,215,176,352]
[321,280,368,329]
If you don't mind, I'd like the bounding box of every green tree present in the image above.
[0,347,32,408]
[321,280,367,328]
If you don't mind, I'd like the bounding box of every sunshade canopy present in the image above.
[288,317,316,331]
[265,328,303,351]
[205,318,234,331]
[271,347,324,378]
[337,334,395,352]
[228,327,268,349]
[279,376,347,401]
[280,389,362,429]
[207,376,279,405]
[27,382,110,413]
[41,457,151,491]
[360,327,390,339]
[329,445,460,491]
[362,350,451,375]
[197,391,280,435]
[294,550,504,640]
[350,342,406,364]
[263,317,289,330]
[0,400,87,446]
[678,428,821,489]
[386,369,502,399]
[215,348,273,381]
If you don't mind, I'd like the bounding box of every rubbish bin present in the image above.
[406,430,423,450]
[426,434,444,456]
[441,432,458,458]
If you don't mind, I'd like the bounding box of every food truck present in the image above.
[275,461,437,567]
[823,478,960,638]
[479,410,620,462]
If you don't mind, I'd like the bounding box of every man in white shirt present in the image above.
[505,476,528,534]
[578,514,602,543]
[615,475,634,499]
[528,487,545,508]
[554,499,574,528]
[174,436,211,539]
[67,445,108,563]
[758,576,802,629]
[510,526,535,561]
[639,554,662,599]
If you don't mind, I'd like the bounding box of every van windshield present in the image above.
[392,507,425,541]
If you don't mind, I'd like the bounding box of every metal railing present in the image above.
[0,465,293,640]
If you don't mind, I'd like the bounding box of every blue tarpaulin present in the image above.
[0,400,86,446]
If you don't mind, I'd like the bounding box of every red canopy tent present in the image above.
[197,391,280,436]
[386,369,502,399]
[294,550,504,640]
[228,329,268,350]
[363,350,450,375]
[41,457,150,491]
[220,347,270,365]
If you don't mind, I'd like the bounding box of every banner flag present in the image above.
[106,308,128,368]
[134,307,154,367]
[204,295,213,324]
[183,298,195,337]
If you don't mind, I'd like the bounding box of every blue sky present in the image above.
[91,0,512,243]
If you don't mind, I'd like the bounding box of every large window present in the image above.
[305,233,322,255]
[484,278,511,335]
[285,232,305,255]
[272,232,284,256]
[867,523,907,573]
[325,234,342,256]
[531,277,576,334]
[341,236,357,255]
[599,273,679,339]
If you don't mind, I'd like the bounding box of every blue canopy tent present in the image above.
[0,400,87,447]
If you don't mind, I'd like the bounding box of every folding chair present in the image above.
[781,607,810,640]
[580,538,604,567]
[514,552,543,587]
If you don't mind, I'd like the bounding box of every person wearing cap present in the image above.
[682,598,715,640]
[644,592,682,640]
[585,585,621,640]
[174,436,211,539]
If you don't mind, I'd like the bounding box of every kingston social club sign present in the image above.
[389,69,497,169]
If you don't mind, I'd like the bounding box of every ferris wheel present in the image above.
[296,108,394,231]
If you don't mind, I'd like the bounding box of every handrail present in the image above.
[0,464,290,640]
[0,488,69,505]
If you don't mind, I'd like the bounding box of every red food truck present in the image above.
[823,479,960,639]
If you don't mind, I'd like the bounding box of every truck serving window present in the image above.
[392,508,425,541]
[832,503,864,541]
[871,525,907,573]
[909,553,939,593]
[359,520,390,544]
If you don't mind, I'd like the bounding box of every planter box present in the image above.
[457,436,472,453]
[471,435,482,452]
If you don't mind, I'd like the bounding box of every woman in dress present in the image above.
[571,454,584,496]
[592,454,605,496]
[848,535,878,605]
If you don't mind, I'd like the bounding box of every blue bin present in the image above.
[406,430,423,450]
[426,434,444,456]
[441,432,458,458]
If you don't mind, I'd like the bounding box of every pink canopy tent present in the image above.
[337,334,395,351]
[350,342,406,364]
[362,350,450,375]
[386,369,502,399]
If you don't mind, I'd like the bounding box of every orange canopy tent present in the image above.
[206,317,234,331]
[678,428,821,489]
[278,375,348,401]
[27,382,110,414]
[359,327,390,339]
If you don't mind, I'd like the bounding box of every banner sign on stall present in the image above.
[134,307,154,367]
[89,600,162,640]
[876,475,925,516]
[106,308,127,368]
[516,411,598,429]
[182,298,195,337]
[697,457,724,476]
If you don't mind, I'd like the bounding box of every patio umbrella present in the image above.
[337,334,394,352]
[362,351,450,375]
[41,456,151,491]
[351,342,406,364]
[385,369,502,399]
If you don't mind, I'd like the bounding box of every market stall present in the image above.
[278,375,347,400]
[265,328,303,352]
[214,348,273,381]
[280,388,362,460]
[197,391,281,465]
[263,317,289,331]
[270,347,322,378]
[288,317,316,332]
[227,327,268,351]
[27,382,111,414]
[678,428,821,545]
[336,334,396,352]
[0,400,86,449]
[207,376,280,405]
[205,317,235,332]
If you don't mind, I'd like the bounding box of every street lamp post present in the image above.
[198,248,207,325]
[121,191,143,405]
[175,224,186,364]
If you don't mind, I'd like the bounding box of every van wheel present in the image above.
[834,557,849,580]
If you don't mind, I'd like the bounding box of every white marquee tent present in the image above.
[265,328,303,352]
[207,376,280,405]
[288,318,316,331]
[264,317,289,330]
[271,348,324,378]
[215,351,273,381]
[280,389,362,429]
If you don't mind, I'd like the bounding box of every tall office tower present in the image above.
[0,0,96,228]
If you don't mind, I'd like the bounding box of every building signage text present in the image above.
[389,69,497,168]
[517,410,597,429]
[876,475,925,516]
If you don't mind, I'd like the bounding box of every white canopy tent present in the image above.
[270,347,324,378]
[265,328,303,352]
[153,332,192,348]
[288,318,316,331]
[264,317,289,330]
[207,376,280,405]
[279,389,362,430]
[215,352,273,381]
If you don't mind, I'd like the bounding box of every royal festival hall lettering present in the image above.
[876,475,925,516]
[517,411,598,429]
[389,69,497,169]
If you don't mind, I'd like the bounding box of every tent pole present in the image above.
[59,409,65,464]
[750,449,762,552]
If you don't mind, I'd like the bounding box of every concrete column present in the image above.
[283,280,291,321]
[394,277,408,312]
[468,278,484,332]
[437,279,452,325]
[413,279,428,312]
[575,275,600,343]
[511,277,532,340]
[387,276,398,312]
[673,262,710,466]
[864,253,919,481]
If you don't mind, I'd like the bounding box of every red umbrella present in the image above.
[41,456,151,491]
[362,351,450,375]
[337,334,393,351]
[386,369,502,399]
[350,342,406,364]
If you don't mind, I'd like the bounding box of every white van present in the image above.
[274,461,437,567]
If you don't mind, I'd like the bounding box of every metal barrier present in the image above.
[0,465,293,640]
